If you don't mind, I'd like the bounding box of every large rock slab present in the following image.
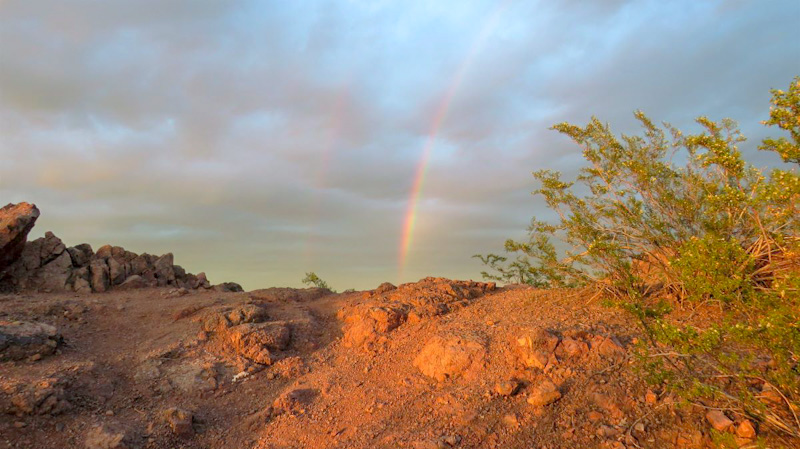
[0,320,62,361]
[0,202,39,272]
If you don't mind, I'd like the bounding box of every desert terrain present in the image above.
[0,204,782,448]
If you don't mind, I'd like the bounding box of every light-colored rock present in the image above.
[736,419,756,439]
[84,424,130,449]
[118,275,146,290]
[414,334,487,381]
[515,328,559,369]
[494,380,521,396]
[527,380,561,407]
[89,260,110,293]
[706,410,733,432]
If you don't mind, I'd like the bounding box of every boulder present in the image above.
[413,334,487,381]
[38,231,66,265]
[89,260,110,293]
[154,253,175,286]
[213,282,244,293]
[118,275,147,290]
[94,245,113,260]
[107,257,126,286]
[0,202,39,272]
[29,251,73,291]
[67,244,94,267]
[0,320,62,361]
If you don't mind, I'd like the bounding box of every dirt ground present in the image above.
[0,278,776,448]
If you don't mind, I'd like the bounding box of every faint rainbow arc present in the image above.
[398,2,512,279]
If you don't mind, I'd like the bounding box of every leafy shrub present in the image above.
[301,272,333,291]
[478,77,800,438]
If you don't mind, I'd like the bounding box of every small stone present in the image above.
[55,422,65,432]
[163,407,194,437]
[706,410,733,432]
[105,410,114,416]
[527,380,561,407]
[645,390,657,405]
[494,380,520,396]
[736,420,756,439]
[502,414,519,428]
[587,411,604,422]
[634,422,645,433]
[13,421,26,428]
[596,424,620,438]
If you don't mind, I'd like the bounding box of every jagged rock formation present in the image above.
[0,202,40,272]
[0,202,242,294]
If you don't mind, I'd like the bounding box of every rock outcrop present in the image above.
[0,202,243,294]
[0,202,40,272]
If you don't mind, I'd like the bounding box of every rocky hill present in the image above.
[0,203,779,449]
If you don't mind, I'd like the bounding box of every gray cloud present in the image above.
[1,0,797,290]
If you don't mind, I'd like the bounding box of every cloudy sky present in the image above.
[1,0,798,290]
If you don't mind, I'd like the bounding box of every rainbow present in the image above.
[398,2,512,279]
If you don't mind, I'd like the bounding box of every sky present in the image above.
[1,0,798,291]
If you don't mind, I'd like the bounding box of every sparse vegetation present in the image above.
[478,77,800,439]
[302,272,333,291]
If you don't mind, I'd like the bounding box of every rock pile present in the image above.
[338,277,496,351]
[0,202,242,294]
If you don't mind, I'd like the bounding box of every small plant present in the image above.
[478,77,800,439]
[301,272,333,291]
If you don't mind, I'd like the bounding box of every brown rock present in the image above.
[226,322,291,365]
[735,419,756,439]
[29,251,73,291]
[375,282,397,294]
[591,393,624,420]
[107,257,126,286]
[39,231,66,264]
[1,377,71,416]
[706,410,733,432]
[118,275,146,290]
[162,407,193,437]
[591,335,626,358]
[414,334,487,381]
[527,380,561,407]
[645,389,658,405]
[515,328,559,369]
[494,380,521,396]
[94,245,113,260]
[226,304,269,325]
[89,260,110,293]
[0,203,40,272]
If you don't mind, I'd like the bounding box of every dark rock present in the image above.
[0,320,62,361]
[67,243,93,267]
[213,282,243,293]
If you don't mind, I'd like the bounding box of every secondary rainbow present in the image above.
[398,2,512,279]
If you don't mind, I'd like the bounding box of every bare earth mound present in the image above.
[1,276,762,449]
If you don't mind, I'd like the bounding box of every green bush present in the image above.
[478,77,800,438]
[301,272,333,291]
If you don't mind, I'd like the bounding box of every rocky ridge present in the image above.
[0,203,241,294]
